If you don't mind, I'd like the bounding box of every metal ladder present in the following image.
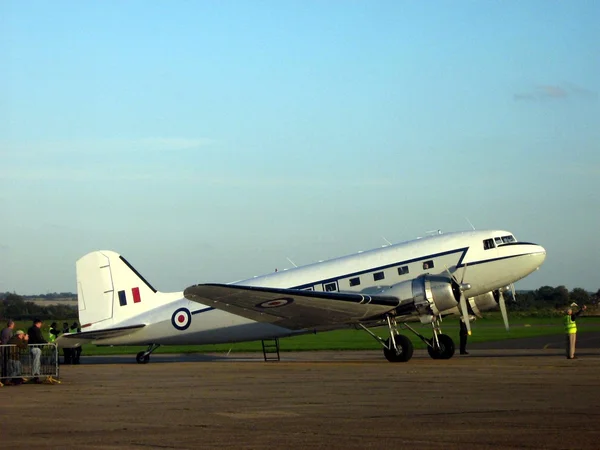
[261,338,280,362]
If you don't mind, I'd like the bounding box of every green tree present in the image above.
[569,288,590,306]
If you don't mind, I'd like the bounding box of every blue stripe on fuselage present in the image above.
[291,247,469,290]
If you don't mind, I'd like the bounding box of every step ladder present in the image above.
[261,338,280,362]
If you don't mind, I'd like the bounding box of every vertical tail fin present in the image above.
[76,251,164,328]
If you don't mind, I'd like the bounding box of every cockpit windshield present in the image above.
[500,235,516,244]
[484,234,517,250]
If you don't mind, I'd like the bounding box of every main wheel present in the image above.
[427,334,455,360]
[383,334,414,362]
[136,351,150,364]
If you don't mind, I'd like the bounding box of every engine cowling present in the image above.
[468,290,500,317]
[384,275,461,320]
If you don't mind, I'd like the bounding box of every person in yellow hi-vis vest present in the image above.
[564,304,587,359]
[48,322,60,343]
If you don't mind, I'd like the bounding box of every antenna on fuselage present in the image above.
[465,217,476,230]
[286,257,298,268]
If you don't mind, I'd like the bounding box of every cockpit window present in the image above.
[494,237,502,244]
[483,238,495,250]
[501,235,516,244]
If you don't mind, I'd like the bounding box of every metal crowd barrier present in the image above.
[0,343,59,382]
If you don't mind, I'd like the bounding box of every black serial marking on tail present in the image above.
[119,255,157,293]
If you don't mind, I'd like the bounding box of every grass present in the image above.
[9,314,600,356]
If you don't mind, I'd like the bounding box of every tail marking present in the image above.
[118,287,143,306]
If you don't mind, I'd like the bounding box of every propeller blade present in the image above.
[499,290,510,331]
[460,263,468,285]
[459,294,471,335]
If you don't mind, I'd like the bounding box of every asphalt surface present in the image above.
[2,334,600,449]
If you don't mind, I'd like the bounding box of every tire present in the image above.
[427,334,455,360]
[136,351,150,364]
[383,334,414,362]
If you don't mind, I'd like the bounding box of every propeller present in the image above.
[446,265,472,335]
[497,284,515,332]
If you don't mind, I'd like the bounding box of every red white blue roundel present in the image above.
[171,308,192,331]
[256,297,294,308]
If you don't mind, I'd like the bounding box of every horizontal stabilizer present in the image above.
[184,284,403,330]
[56,324,145,348]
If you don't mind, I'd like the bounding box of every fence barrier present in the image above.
[0,343,59,383]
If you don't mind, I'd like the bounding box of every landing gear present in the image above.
[359,315,414,363]
[136,344,160,364]
[426,334,455,360]
[401,317,456,360]
[383,334,414,362]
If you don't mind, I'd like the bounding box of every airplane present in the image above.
[57,229,546,363]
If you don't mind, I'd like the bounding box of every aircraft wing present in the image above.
[55,324,146,348]
[184,284,415,330]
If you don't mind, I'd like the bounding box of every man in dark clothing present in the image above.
[459,319,469,355]
[27,319,47,382]
[1,320,15,345]
[1,320,15,378]
[62,322,73,364]
[70,322,82,364]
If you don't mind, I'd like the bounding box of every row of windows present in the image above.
[483,234,517,250]
[324,260,435,289]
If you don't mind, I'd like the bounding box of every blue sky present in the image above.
[1,1,598,294]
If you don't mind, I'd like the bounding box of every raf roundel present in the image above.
[171,307,192,331]
[256,297,294,308]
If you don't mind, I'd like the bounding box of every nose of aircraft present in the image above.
[529,244,547,269]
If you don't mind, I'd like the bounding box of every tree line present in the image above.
[0,293,78,321]
[1,286,599,321]
[511,286,599,312]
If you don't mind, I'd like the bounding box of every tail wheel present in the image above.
[383,334,414,362]
[427,334,455,360]
[136,351,150,364]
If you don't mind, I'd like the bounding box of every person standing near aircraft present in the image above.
[6,330,29,385]
[70,321,82,364]
[48,322,60,343]
[1,320,15,345]
[564,304,587,359]
[459,318,469,355]
[27,319,47,382]
[1,320,16,379]
[62,322,73,364]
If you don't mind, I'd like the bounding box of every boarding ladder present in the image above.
[261,338,280,362]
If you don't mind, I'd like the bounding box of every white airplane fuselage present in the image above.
[86,229,546,347]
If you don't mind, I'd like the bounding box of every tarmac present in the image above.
[1,334,600,449]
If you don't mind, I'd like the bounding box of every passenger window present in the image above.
[324,282,337,292]
[349,277,361,287]
[397,266,409,275]
[483,238,495,250]
[373,272,385,281]
[423,260,434,270]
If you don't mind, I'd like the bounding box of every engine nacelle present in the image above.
[385,275,461,319]
[468,290,500,317]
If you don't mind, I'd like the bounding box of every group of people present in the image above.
[1,318,83,385]
[1,318,54,384]
[51,321,82,364]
